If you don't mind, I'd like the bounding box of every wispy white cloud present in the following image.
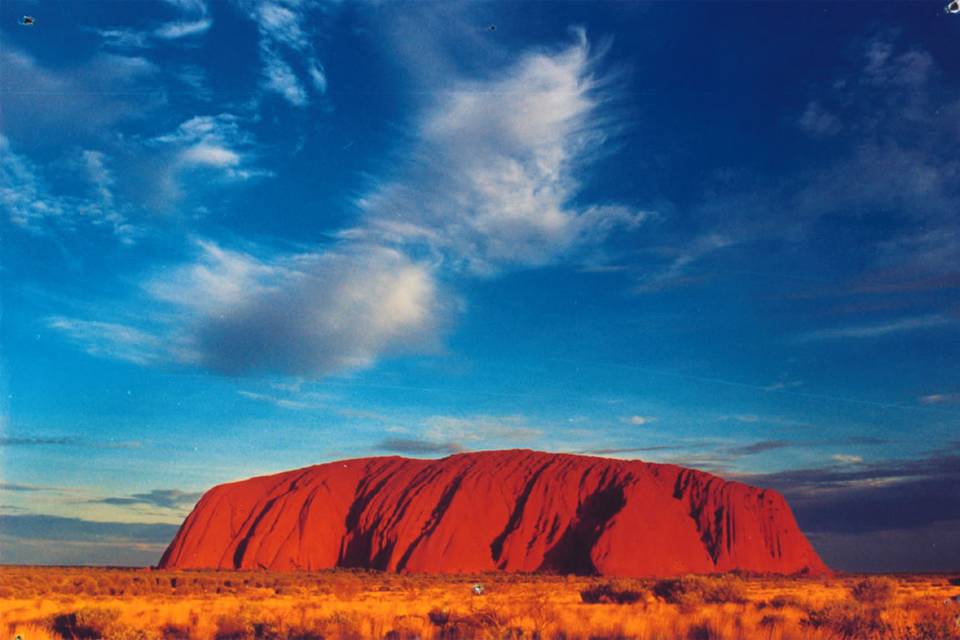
[3,111,265,240]
[641,34,960,294]
[0,47,270,240]
[154,18,212,40]
[143,114,270,205]
[1,136,137,242]
[919,393,960,405]
[93,0,211,47]
[764,379,804,391]
[345,31,648,275]
[796,315,954,342]
[621,415,656,426]
[237,389,328,410]
[180,144,242,168]
[0,48,164,139]
[82,151,115,206]
[718,413,815,429]
[797,101,841,136]
[145,240,280,314]
[861,39,933,88]
[831,454,864,464]
[633,233,734,293]
[730,414,759,423]
[47,33,643,380]
[153,114,255,171]
[378,438,463,455]
[377,414,545,454]
[423,414,543,445]
[175,65,212,101]
[46,317,163,365]
[238,0,328,106]
[92,28,150,49]
[261,50,309,106]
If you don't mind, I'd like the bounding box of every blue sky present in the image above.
[1,0,959,572]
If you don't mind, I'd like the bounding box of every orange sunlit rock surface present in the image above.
[159,449,828,576]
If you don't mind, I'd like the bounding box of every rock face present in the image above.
[159,450,828,576]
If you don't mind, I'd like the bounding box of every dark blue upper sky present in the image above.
[1,0,959,571]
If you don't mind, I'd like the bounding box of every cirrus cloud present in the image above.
[46,32,645,379]
[344,31,648,275]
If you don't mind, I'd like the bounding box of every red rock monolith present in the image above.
[159,449,828,576]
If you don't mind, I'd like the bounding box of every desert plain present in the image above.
[2,566,959,640]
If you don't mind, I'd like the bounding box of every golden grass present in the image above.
[1,567,958,639]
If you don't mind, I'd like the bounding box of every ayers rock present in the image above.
[159,450,828,576]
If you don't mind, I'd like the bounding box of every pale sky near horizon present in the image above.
[1,0,959,572]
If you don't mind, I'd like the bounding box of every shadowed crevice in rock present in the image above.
[490,459,553,567]
[232,495,281,567]
[539,482,627,574]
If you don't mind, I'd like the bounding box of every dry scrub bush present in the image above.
[52,607,120,639]
[50,607,158,640]
[684,619,724,640]
[754,592,806,614]
[428,607,452,626]
[384,614,428,640]
[427,607,516,639]
[9,624,58,640]
[213,613,253,640]
[802,600,894,639]
[653,574,748,609]
[212,608,336,640]
[579,579,645,604]
[851,577,897,606]
[160,622,192,640]
[758,613,787,631]
[901,599,960,640]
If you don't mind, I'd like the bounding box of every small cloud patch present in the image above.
[919,393,960,405]
[728,440,793,456]
[831,454,864,465]
[378,438,463,455]
[93,489,202,511]
[0,436,76,447]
